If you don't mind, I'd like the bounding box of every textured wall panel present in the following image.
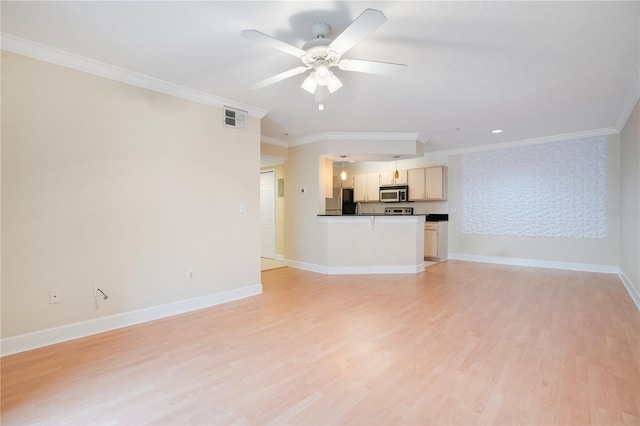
[462,137,607,238]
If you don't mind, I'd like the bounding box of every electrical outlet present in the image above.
[49,289,61,304]
[239,204,248,214]
[188,271,194,280]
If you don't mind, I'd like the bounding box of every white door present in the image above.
[260,170,277,259]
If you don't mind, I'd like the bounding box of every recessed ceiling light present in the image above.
[491,129,503,134]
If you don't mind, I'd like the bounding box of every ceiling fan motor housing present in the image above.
[311,21,331,39]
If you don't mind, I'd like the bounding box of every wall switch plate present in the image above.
[49,289,61,304]
[239,204,248,213]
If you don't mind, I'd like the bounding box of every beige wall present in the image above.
[447,135,621,267]
[1,52,261,338]
[284,141,329,266]
[620,100,640,295]
[260,142,287,158]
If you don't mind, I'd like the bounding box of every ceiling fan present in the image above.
[241,9,407,110]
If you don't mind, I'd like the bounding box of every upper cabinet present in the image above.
[407,166,447,201]
[354,172,380,202]
[379,170,407,186]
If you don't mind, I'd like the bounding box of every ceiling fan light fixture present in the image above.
[327,74,343,94]
[314,61,332,86]
[301,73,317,94]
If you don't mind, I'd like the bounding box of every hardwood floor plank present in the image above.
[2,261,639,425]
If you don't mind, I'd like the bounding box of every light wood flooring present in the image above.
[2,261,639,425]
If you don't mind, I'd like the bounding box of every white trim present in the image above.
[327,264,425,275]
[615,83,640,131]
[286,259,424,275]
[286,260,329,274]
[1,33,267,119]
[618,270,640,311]
[431,127,619,157]
[290,132,420,147]
[1,284,262,357]
[447,253,619,274]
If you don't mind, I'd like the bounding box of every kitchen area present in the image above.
[321,161,449,273]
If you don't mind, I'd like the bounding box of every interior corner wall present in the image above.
[283,142,329,268]
[620,99,640,296]
[1,51,261,339]
[447,134,621,268]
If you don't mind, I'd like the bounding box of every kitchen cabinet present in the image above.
[424,222,448,260]
[407,166,447,201]
[379,170,407,186]
[407,168,425,200]
[354,172,380,202]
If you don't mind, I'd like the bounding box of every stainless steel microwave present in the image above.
[379,185,408,203]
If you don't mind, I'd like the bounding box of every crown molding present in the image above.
[289,131,420,147]
[261,135,289,147]
[615,83,640,132]
[1,33,268,119]
[431,126,619,157]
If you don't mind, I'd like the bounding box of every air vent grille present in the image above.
[224,106,247,130]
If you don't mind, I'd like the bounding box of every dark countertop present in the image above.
[318,213,448,221]
[423,214,449,222]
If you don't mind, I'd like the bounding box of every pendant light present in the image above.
[340,156,347,181]
[394,156,400,180]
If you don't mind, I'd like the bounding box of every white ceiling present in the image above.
[2,1,639,154]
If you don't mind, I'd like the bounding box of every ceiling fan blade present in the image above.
[338,58,407,76]
[329,9,387,55]
[241,30,306,58]
[249,66,310,90]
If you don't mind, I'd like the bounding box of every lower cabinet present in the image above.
[424,222,448,261]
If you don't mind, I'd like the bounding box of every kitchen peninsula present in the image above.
[317,213,425,274]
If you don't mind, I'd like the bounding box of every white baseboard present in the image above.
[447,253,619,274]
[286,259,424,275]
[327,263,425,275]
[275,254,285,261]
[618,270,640,311]
[1,283,263,357]
[285,260,329,274]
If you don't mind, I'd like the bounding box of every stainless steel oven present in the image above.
[379,185,408,203]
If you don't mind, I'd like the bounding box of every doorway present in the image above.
[260,170,277,259]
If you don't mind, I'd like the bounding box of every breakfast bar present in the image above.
[317,214,425,274]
